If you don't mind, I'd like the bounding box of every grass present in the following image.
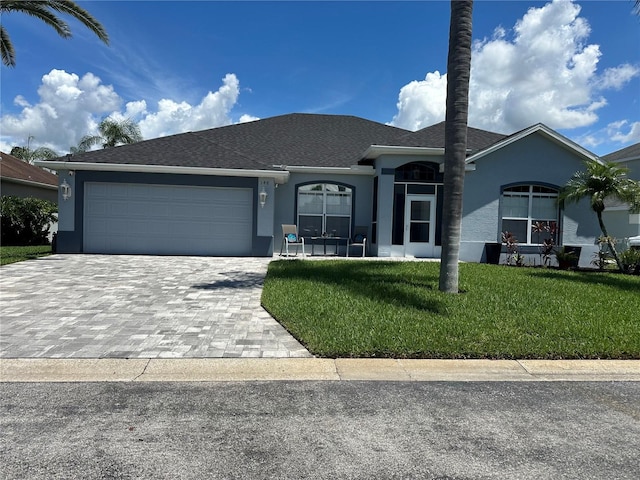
[261,260,640,359]
[0,245,52,266]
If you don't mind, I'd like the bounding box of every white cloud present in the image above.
[607,120,640,144]
[389,0,639,135]
[389,71,447,131]
[598,64,640,90]
[0,71,249,154]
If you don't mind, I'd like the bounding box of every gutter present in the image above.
[2,176,57,190]
[33,161,290,184]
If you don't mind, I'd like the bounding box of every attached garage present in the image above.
[83,182,253,255]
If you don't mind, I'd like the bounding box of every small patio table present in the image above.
[310,236,346,256]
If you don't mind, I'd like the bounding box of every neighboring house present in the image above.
[1,151,58,203]
[601,142,640,248]
[36,113,603,265]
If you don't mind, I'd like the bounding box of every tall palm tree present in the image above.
[1,0,109,67]
[560,160,640,272]
[439,0,474,293]
[74,117,143,152]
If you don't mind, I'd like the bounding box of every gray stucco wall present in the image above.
[1,180,58,203]
[459,133,601,265]
[55,170,273,256]
[273,172,373,255]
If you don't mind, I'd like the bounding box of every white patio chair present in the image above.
[347,226,367,257]
[280,224,306,257]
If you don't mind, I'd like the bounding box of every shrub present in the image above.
[0,196,57,246]
[620,248,640,275]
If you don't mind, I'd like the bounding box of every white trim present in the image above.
[465,124,599,164]
[1,176,57,190]
[33,161,290,184]
[362,145,445,160]
[439,163,476,173]
[279,165,375,175]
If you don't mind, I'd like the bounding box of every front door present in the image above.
[404,195,436,257]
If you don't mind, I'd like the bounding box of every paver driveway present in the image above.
[0,255,311,358]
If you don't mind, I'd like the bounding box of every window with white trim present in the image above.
[297,183,352,237]
[501,185,559,244]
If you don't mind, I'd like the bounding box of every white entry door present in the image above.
[404,195,436,257]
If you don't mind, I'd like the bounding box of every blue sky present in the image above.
[1,0,638,156]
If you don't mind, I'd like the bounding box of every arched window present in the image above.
[394,162,437,182]
[297,183,352,237]
[501,184,559,244]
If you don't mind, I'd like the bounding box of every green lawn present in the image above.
[0,245,52,266]
[261,260,640,359]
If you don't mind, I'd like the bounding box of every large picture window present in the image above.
[501,185,559,244]
[297,183,352,237]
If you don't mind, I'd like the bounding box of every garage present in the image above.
[83,182,253,255]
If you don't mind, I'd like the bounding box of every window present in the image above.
[501,185,559,244]
[297,183,352,237]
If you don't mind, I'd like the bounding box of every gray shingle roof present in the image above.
[395,121,507,152]
[602,143,640,163]
[49,113,507,170]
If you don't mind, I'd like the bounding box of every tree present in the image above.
[439,0,474,293]
[1,0,108,67]
[74,117,143,152]
[559,159,640,272]
[10,136,58,164]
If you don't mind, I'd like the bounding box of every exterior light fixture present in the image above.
[259,187,268,208]
[61,179,72,201]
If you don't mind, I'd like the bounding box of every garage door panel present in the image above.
[84,182,253,255]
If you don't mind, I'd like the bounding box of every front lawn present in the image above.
[261,260,640,359]
[0,245,52,266]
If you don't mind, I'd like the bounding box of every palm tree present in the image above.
[1,0,109,67]
[10,136,58,164]
[439,0,474,293]
[74,117,143,152]
[560,160,640,272]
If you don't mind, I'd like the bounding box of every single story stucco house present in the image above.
[1,151,58,204]
[38,113,628,265]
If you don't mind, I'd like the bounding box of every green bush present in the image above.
[620,248,640,275]
[0,196,57,246]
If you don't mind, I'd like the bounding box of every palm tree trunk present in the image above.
[439,0,474,293]
[596,210,624,271]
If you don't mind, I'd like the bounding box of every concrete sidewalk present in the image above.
[1,358,638,382]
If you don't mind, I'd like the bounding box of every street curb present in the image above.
[1,358,639,382]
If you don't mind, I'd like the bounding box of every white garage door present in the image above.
[84,182,253,255]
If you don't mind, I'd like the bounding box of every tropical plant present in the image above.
[10,136,58,164]
[620,248,640,275]
[0,196,57,246]
[501,231,524,266]
[1,0,109,67]
[439,0,474,293]
[555,246,579,271]
[560,160,640,272]
[74,117,143,152]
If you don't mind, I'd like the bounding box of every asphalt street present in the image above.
[1,381,639,479]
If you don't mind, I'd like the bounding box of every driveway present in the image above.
[0,255,311,359]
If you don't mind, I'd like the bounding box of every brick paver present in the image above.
[0,255,311,358]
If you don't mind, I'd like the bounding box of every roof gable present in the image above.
[465,124,598,164]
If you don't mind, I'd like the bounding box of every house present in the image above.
[600,142,640,248]
[36,113,604,264]
[1,151,58,203]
